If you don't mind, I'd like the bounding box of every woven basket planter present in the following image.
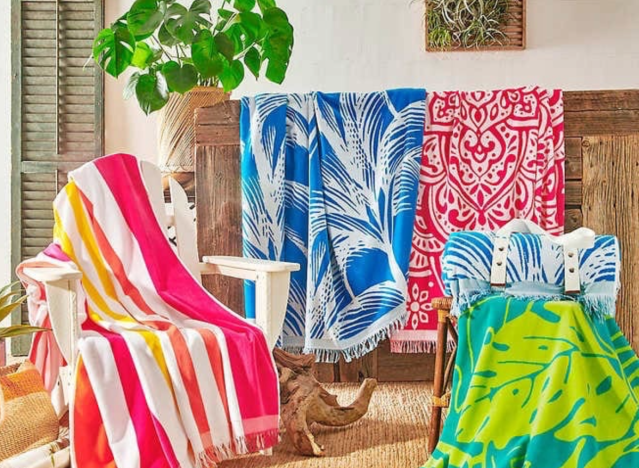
[0,361,59,460]
[157,86,229,172]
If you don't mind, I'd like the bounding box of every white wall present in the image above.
[105,1,158,159]
[105,0,639,158]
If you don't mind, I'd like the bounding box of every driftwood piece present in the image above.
[273,349,377,456]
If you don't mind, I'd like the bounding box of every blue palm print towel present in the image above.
[442,231,621,318]
[241,89,426,362]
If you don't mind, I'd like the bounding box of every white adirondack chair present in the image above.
[20,161,298,464]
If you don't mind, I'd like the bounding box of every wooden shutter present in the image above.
[11,0,104,354]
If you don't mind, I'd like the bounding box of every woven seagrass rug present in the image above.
[221,383,433,468]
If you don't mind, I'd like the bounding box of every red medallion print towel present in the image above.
[390,87,565,353]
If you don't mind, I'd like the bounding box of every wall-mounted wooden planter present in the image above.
[425,0,526,52]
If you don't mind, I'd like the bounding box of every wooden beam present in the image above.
[195,144,244,314]
[193,90,639,381]
[338,351,378,382]
[565,208,583,233]
[564,90,639,112]
[376,340,437,382]
[565,110,639,137]
[195,101,241,145]
[565,137,582,181]
[565,180,581,206]
[194,125,240,146]
[582,134,639,351]
[314,362,339,383]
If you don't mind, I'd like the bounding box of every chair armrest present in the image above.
[21,265,82,385]
[202,256,297,350]
[21,267,82,283]
[202,256,300,272]
[200,256,299,281]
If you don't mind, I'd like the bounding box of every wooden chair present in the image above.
[21,160,299,462]
[427,296,457,454]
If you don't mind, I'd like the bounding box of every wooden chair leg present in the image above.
[428,308,449,454]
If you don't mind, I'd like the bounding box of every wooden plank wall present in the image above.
[194,90,639,383]
[582,135,639,351]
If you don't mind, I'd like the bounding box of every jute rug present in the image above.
[221,382,433,468]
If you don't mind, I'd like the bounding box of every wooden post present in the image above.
[428,296,453,454]
[583,134,639,350]
[194,102,244,313]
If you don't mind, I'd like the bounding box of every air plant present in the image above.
[427,0,510,50]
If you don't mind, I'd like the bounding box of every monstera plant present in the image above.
[93,0,294,114]
[93,0,295,171]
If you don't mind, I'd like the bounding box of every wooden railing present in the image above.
[192,90,639,382]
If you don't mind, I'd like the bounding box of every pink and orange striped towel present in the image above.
[18,154,280,468]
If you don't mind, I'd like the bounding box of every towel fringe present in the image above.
[281,345,305,356]
[195,447,220,468]
[194,428,280,468]
[304,312,409,363]
[453,290,616,320]
[389,338,457,354]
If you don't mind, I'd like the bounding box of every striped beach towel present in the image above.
[18,154,279,468]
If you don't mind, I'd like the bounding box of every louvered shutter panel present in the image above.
[11,0,104,354]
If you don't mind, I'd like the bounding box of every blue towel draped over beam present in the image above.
[240,89,427,362]
[442,231,621,318]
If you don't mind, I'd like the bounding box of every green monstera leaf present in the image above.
[93,22,136,77]
[261,7,293,84]
[218,59,244,92]
[127,0,166,39]
[237,11,265,42]
[214,32,235,62]
[131,41,161,69]
[233,0,256,12]
[157,23,179,47]
[135,71,169,114]
[243,46,261,78]
[161,61,198,94]
[191,30,224,78]
[123,71,141,100]
[165,0,212,44]
[257,0,276,11]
